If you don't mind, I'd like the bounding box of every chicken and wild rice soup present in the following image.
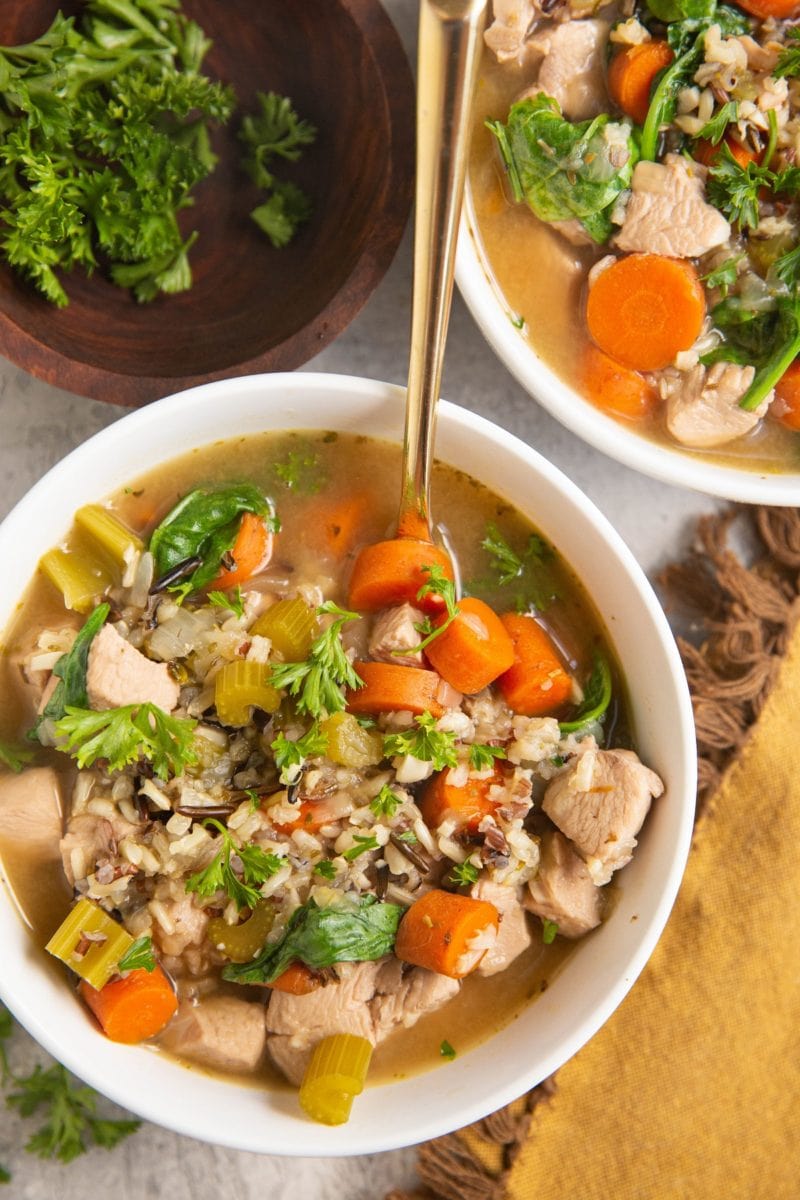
[475,0,800,469]
[0,430,663,1125]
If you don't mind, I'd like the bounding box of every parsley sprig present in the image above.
[383,712,458,771]
[468,743,507,771]
[478,523,556,613]
[53,703,197,780]
[271,722,329,785]
[448,860,480,887]
[370,784,403,818]
[0,738,35,773]
[116,936,156,975]
[185,818,284,910]
[207,586,245,619]
[269,602,363,719]
[238,91,316,248]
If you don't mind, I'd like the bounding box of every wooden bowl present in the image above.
[0,1,414,406]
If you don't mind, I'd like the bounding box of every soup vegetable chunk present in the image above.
[0,432,663,1126]
[478,0,800,465]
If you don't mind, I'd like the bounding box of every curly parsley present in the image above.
[271,722,329,784]
[53,703,197,781]
[269,602,363,719]
[383,712,458,771]
[185,818,284,911]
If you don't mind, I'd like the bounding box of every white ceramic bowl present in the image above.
[456,203,800,505]
[0,373,695,1156]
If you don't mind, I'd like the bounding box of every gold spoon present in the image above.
[397,0,488,543]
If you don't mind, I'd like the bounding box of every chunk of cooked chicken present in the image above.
[368,603,425,667]
[525,830,604,938]
[542,747,664,884]
[527,19,610,121]
[664,362,771,449]
[485,0,537,64]
[86,623,179,713]
[159,995,266,1073]
[266,958,460,1085]
[615,156,730,258]
[470,879,532,975]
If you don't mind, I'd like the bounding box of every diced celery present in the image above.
[214,660,281,725]
[74,505,144,575]
[39,545,114,613]
[321,711,383,768]
[207,899,274,963]
[299,1034,373,1125]
[251,597,317,660]
[45,897,134,990]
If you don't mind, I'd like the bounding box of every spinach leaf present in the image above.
[149,484,278,595]
[487,95,637,244]
[30,604,109,740]
[559,654,612,735]
[221,895,404,985]
[646,0,716,22]
[738,293,800,411]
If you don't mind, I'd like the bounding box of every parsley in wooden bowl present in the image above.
[0,0,414,405]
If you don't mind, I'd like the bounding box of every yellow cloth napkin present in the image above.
[495,615,800,1199]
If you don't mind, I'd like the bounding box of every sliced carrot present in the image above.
[607,40,674,126]
[210,512,273,590]
[424,597,515,694]
[346,661,453,717]
[694,134,760,171]
[267,962,323,995]
[394,889,500,978]
[734,0,798,16]
[581,343,659,420]
[307,492,370,558]
[79,966,178,1044]
[347,538,453,613]
[586,253,706,372]
[272,799,336,835]
[774,360,800,430]
[419,765,504,832]
[498,613,573,717]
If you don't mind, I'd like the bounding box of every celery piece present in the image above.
[214,660,281,726]
[299,1034,373,1125]
[321,711,383,768]
[207,899,274,963]
[74,505,144,576]
[45,898,134,990]
[39,546,114,613]
[251,597,317,660]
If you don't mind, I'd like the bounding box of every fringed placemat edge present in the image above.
[385,503,800,1200]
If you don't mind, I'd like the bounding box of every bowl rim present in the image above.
[455,200,800,505]
[0,0,414,407]
[0,372,696,1155]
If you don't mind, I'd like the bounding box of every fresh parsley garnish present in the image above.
[542,919,559,945]
[448,861,480,886]
[468,743,507,771]
[238,91,316,248]
[313,860,337,880]
[269,602,363,719]
[271,722,329,785]
[773,28,800,79]
[479,522,556,613]
[370,784,403,818]
[342,834,380,863]
[697,100,738,146]
[440,1039,457,1060]
[53,703,197,781]
[396,830,418,844]
[383,712,458,771]
[707,146,776,230]
[269,444,324,493]
[398,564,460,655]
[700,255,742,299]
[185,818,284,911]
[116,936,156,975]
[207,586,245,619]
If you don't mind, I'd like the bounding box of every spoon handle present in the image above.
[398,0,488,541]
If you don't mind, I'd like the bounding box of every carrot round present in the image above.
[607,40,674,126]
[581,343,659,420]
[79,966,178,1044]
[424,597,515,694]
[346,661,453,716]
[210,512,273,590]
[394,889,500,978]
[734,0,798,16]
[273,799,335,835]
[308,492,370,558]
[586,254,706,372]
[419,765,504,832]
[694,134,759,171]
[268,962,323,995]
[774,360,800,430]
[347,538,453,613]
[498,613,573,716]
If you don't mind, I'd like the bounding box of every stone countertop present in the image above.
[0,1,721,1195]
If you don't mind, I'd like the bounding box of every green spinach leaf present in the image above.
[559,654,612,734]
[222,895,404,985]
[487,94,637,244]
[30,604,109,741]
